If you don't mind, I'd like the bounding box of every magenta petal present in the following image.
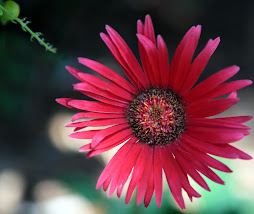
[184,65,239,103]
[153,146,163,207]
[137,20,155,86]
[224,145,252,160]
[91,123,130,148]
[201,80,252,100]
[178,146,225,185]
[181,142,232,173]
[69,130,99,139]
[126,144,149,204]
[105,25,148,89]
[179,37,220,95]
[161,146,185,209]
[68,100,125,114]
[74,82,128,105]
[168,26,196,88]
[77,72,134,101]
[144,14,156,45]
[86,135,131,158]
[137,34,161,86]
[173,30,201,92]
[157,35,170,88]
[136,146,153,205]
[116,144,143,195]
[107,142,142,197]
[78,57,137,95]
[72,112,125,121]
[188,118,250,131]
[96,139,135,189]
[56,98,76,109]
[144,162,154,208]
[103,176,111,191]
[79,144,92,152]
[100,32,139,88]
[172,145,210,191]
[182,134,239,159]
[94,129,133,149]
[173,157,201,199]
[186,98,239,118]
[186,128,244,144]
[65,66,84,82]
[66,118,127,128]
[217,116,253,123]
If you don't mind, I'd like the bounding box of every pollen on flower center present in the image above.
[126,87,186,146]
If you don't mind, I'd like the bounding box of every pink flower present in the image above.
[56,15,252,209]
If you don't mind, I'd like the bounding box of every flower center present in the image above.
[126,87,186,146]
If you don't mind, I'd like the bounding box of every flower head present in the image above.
[56,15,252,209]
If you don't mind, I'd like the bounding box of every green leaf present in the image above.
[0,8,3,16]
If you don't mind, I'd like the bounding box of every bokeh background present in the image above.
[0,0,254,213]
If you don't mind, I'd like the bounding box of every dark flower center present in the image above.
[126,87,186,146]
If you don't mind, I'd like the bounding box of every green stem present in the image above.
[0,4,56,53]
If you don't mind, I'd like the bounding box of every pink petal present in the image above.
[186,97,239,118]
[56,98,76,109]
[73,82,128,104]
[100,32,139,88]
[65,66,84,81]
[69,130,100,139]
[96,139,135,189]
[153,146,163,207]
[200,80,252,100]
[108,142,142,197]
[103,176,111,191]
[144,15,156,45]
[180,142,232,173]
[126,144,149,204]
[185,128,244,144]
[184,65,239,103]
[173,30,201,92]
[137,20,155,86]
[179,37,220,96]
[223,144,252,160]
[78,57,138,95]
[161,146,185,209]
[168,25,200,88]
[72,112,125,121]
[77,72,133,101]
[86,135,131,158]
[173,157,201,199]
[178,146,225,185]
[79,144,91,152]
[91,123,130,148]
[68,100,125,114]
[105,25,148,89]
[172,145,210,191]
[66,118,127,128]
[182,134,239,159]
[81,91,128,108]
[94,129,133,150]
[136,146,153,205]
[216,116,253,123]
[157,35,170,88]
[144,161,154,208]
[137,34,161,86]
[187,118,251,131]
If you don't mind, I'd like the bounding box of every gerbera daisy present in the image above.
[56,15,252,209]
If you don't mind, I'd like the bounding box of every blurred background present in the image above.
[0,0,254,213]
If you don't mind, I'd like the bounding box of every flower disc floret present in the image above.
[126,87,186,146]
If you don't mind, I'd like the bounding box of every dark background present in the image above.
[0,0,254,213]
